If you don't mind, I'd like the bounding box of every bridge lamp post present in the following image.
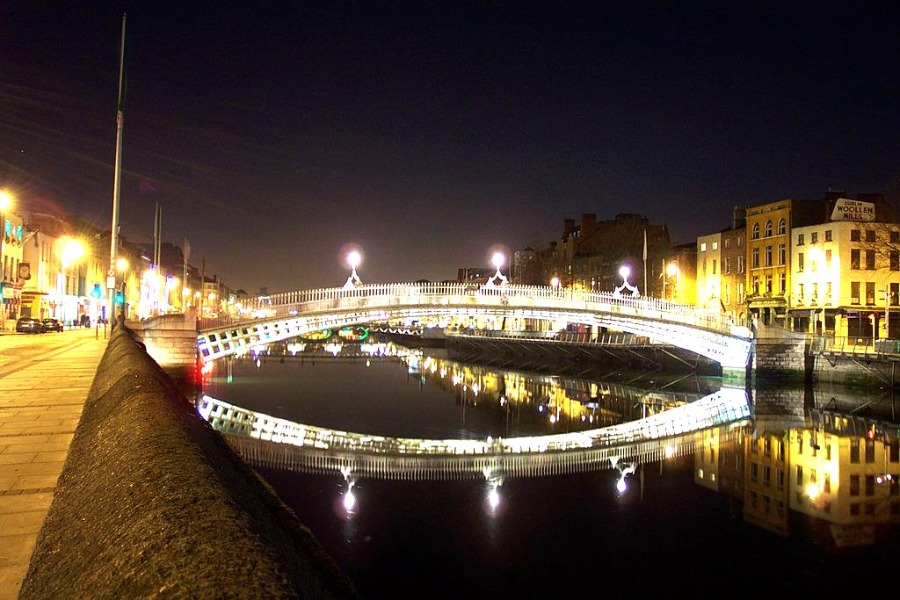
[550,276,560,296]
[344,250,362,289]
[614,265,639,297]
[486,252,508,287]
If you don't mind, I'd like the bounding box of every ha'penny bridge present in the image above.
[197,281,755,373]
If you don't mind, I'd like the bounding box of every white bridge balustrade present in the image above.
[195,386,751,481]
[197,283,754,371]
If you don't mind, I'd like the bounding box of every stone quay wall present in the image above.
[19,323,360,599]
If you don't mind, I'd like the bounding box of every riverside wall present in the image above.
[19,323,360,599]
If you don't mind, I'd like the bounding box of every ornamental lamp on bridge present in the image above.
[614,264,640,297]
[344,250,362,289]
[485,251,508,287]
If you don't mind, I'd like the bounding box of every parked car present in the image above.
[41,318,64,333]
[15,317,43,333]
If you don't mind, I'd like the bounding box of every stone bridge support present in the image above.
[125,311,200,387]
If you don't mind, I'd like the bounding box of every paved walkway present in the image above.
[0,327,110,599]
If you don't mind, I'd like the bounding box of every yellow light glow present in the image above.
[60,238,85,267]
[116,257,128,271]
[0,189,13,212]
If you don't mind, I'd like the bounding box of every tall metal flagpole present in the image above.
[108,13,127,323]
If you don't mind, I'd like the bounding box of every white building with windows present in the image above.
[791,220,900,340]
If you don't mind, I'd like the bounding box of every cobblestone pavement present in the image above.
[0,326,109,599]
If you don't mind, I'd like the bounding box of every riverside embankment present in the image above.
[10,323,359,599]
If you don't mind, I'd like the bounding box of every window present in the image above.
[892,283,900,306]
[738,256,744,273]
[712,259,717,274]
[866,229,876,242]
[812,282,818,302]
[825,229,832,242]
[811,232,818,243]
[724,257,731,274]
[797,233,805,245]
[724,238,730,249]
[778,218,786,235]
[851,229,861,242]
[866,249,875,270]
[752,247,760,268]
[752,223,760,239]
[850,475,860,495]
[866,282,876,305]
[796,465,803,485]
[826,282,832,303]
[851,282,861,305]
[765,220,773,237]
[766,274,773,294]
[712,241,718,250]
[798,283,804,302]
[891,251,899,271]
[866,438,876,463]
[892,230,900,243]
[700,242,707,252]
[738,236,744,247]
[778,243,786,265]
[765,246,772,266]
[779,273,786,293]
[825,249,832,268]
[752,276,760,295]
[851,249,860,269]
[798,252,804,271]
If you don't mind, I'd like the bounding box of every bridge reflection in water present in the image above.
[196,385,751,506]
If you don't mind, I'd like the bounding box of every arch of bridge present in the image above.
[197,282,753,369]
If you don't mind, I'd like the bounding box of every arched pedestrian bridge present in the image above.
[198,282,753,371]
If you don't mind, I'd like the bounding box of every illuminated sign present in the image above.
[831,198,875,222]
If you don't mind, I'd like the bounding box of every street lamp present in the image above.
[485,252,507,287]
[614,265,639,297]
[59,238,85,324]
[344,250,362,289]
[550,276,560,296]
[666,261,679,302]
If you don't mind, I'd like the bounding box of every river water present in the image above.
[201,338,900,598]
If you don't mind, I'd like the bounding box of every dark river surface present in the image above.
[201,338,900,598]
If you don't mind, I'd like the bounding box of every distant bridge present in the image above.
[197,282,754,371]
[197,386,751,481]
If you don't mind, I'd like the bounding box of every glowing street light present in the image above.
[613,264,640,297]
[666,261,679,302]
[485,251,508,287]
[344,250,362,289]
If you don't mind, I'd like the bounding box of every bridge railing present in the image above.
[220,282,741,336]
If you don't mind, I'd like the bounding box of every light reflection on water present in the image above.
[203,340,900,597]
[203,340,717,440]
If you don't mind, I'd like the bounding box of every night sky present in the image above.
[2,1,898,293]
